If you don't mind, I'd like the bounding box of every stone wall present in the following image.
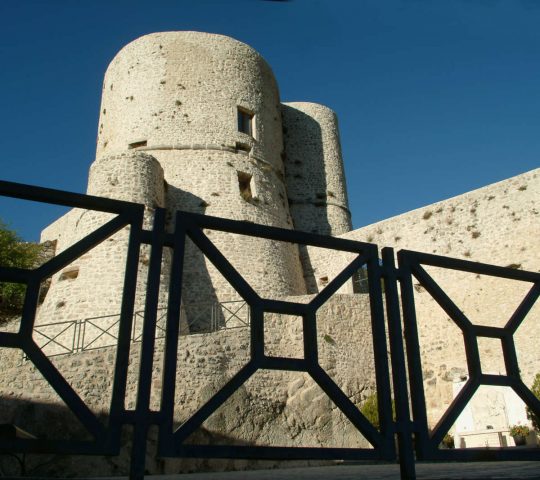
[95,31,308,305]
[308,168,540,426]
[0,295,377,476]
[35,31,358,331]
[96,32,282,167]
[282,102,352,293]
[37,152,171,330]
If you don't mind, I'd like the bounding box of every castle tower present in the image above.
[282,102,352,237]
[94,32,306,327]
[37,32,355,333]
[281,103,352,292]
[37,152,170,339]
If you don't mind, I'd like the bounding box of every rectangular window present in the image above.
[237,107,254,136]
[59,266,79,281]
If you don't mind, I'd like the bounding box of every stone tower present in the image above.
[38,31,352,331]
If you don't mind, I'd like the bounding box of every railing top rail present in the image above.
[0,179,144,216]
[83,313,122,322]
[0,180,375,256]
[33,319,79,328]
[399,249,540,283]
[177,210,375,254]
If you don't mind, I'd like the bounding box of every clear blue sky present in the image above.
[1,0,539,241]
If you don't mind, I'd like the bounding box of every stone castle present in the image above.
[0,31,539,475]
[36,31,352,331]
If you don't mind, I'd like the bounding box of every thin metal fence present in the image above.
[26,300,249,359]
[30,319,78,358]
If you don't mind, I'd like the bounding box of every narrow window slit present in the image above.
[128,140,147,149]
[237,171,253,201]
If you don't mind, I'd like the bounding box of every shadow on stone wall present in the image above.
[282,106,333,294]
[0,395,319,477]
[0,295,376,476]
[165,185,223,332]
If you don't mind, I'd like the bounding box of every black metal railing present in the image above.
[26,300,249,359]
[0,179,538,480]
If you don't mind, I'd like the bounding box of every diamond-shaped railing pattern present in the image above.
[1,180,539,480]
[157,211,395,460]
[0,180,145,456]
[398,250,540,461]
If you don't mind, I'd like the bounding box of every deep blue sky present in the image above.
[1,0,539,240]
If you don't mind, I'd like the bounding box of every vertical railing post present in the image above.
[158,214,188,456]
[130,208,166,480]
[71,320,78,354]
[364,247,395,456]
[381,247,416,479]
[396,251,431,460]
[81,319,87,352]
[75,319,81,353]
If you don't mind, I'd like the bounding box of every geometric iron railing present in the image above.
[397,250,540,462]
[0,179,539,480]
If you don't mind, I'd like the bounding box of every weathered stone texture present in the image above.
[37,152,171,327]
[96,32,282,167]
[3,30,538,475]
[282,102,352,237]
[308,168,540,426]
[0,295,376,476]
[39,32,319,329]
[36,31,353,329]
[282,102,352,293]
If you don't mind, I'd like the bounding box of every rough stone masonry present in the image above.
[0,31,538,476]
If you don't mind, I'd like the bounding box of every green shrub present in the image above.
[441,433,454,449]
[0,219,42,322]
[526,373,540,433]
[360,392,395,430]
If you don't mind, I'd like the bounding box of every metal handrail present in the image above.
[81,317,120,351]
[214,300,250,330]
[31,319,78,357]
[27,300,250,359]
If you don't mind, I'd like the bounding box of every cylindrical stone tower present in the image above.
[36,152,178,346]
[282,102,352,236]
[87,152,165,210]
[95,32,306,328]
[281,102,352,293]
[86,151,172,321]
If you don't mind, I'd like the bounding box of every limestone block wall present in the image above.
[37,209,131,326]
[307,168,540,426]
[0,295,377,476]
[157,148,305,315]
[96,32,283,168]
[87,152,165,210]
